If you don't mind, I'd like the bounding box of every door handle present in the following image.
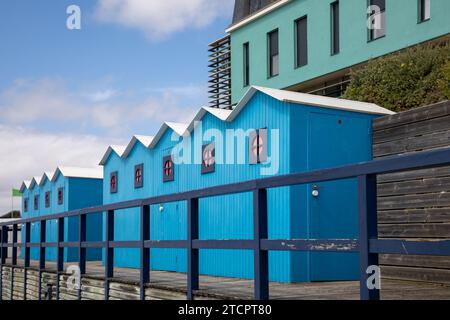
[312,185,319,197]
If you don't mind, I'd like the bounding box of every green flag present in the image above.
[12,188,22,197]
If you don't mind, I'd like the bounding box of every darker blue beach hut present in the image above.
[21,167,104,262]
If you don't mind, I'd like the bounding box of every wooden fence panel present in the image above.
[373,100,450,284]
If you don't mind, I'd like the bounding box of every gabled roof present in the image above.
[227,86,395,121]
[20,181,31,193]
[97,86,393,168]
[39,171,55,186]
[186,107,233,133]
[99,145,126,166]
[51,166,103,181]
[122,135,154,159]
[149,122,189,149]
[29,176,42,190]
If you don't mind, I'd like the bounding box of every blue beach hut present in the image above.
[100,86,394,283]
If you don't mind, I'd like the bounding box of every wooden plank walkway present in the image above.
[4,260,450,300]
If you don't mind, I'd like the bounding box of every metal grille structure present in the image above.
[208,35,231,109]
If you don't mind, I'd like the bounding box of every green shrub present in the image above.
[343,40,450,112]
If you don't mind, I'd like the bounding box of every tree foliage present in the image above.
[343,40,450,112]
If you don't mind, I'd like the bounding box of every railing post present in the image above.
[253,189,269,300]
[140,205,150,300]
[12,224,18,265]
[0,225,6,301]
[78,213,87,300]
[38,220,46,301]
[104,210,114,300]
[358,174,380,300]
[0,226,7,264]
[56,217,64,301]
[23,222,30,300]
[187,198,199,300]
[11,224,18,300]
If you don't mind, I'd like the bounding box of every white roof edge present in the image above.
[228,86,394,121]
[122,135,154,159]
[52,166,103,181]
[186,107,233,134]
[225,0,292,33]
[99,145,126,166]
[29,176,42,190]
[149,122,189,149]
[20,181,31,193]
[39,171,55,186]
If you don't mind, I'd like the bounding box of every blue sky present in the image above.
[0,0,233,212]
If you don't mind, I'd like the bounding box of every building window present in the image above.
[34,195,39,210]
[58,188,64,205]
[419,0,431,22]
[163,156,174,182]
[202,143,215,174]
[243,42,250,87]
[331,2,340,55]
[135,164,144,189]
[295,16,308,67]
[268,29,279,77]
[24,198,28,213]
[110,172,118,194]
[368,0,386,41]
[249,129,268,165]
[45,192,50,208]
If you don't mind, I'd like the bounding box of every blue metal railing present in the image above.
[1,147,450,301]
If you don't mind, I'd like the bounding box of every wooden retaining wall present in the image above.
[373,100,450,284]
[1,266,191,301]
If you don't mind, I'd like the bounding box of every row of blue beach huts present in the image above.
[20,86,393,282]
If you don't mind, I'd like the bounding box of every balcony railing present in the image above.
[1,147,450,300]
[208,35,231,109]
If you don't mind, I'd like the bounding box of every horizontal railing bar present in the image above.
[192,240,255,250]
[41,243,58,248]
[261,239,359,252]
[109,241,141,248]
[25,243,40,248]
[144,240,187,249]
[61,242,79,248]
[370,239,450,256]
[2,147,450,228]
[81,241,105,248]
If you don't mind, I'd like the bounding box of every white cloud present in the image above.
[94,0,233,40]
[0,125,114,214]
[0,78,199,137]
[86,89,118,102]
[0,78,202,213]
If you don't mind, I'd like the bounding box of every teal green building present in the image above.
[209,0,450,108]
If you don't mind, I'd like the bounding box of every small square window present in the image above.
[34,195,39,210]
[163,155,174,182]
[135,164,144,189]
[45,192,50,208]
[24,198,28,213]
[58,188,64,205]
[110,172,118,194]
[249,128,268,165]
[202,143,215,174]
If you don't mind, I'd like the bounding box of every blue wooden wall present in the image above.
[21,174,103,262]
[102,91,380,282]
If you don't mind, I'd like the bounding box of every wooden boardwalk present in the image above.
[3,260,450,300]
